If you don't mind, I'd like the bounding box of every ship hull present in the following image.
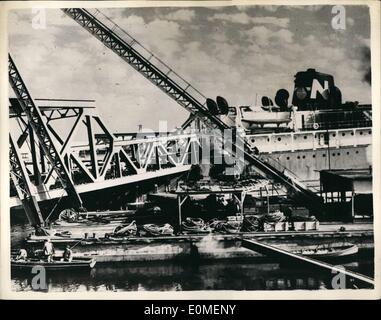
[246,127,372,187]
[260,145,371,186]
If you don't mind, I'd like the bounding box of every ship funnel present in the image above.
[291,68,342,110]
[275,89,290,111]
[261,96,274,107]
[216,96,229,115]
[206,98,219,115]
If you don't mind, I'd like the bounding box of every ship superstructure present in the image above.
[214,68,372,188]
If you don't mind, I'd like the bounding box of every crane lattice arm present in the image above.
[8,54,83,210]
[61,8,229,132]
[9,134,44,227]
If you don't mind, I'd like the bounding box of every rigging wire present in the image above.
[44,189,66,223]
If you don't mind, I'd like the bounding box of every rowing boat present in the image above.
[11,256,96,270]
[294,244,358,259]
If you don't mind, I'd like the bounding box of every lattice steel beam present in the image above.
[9,134,44,226]
[8,54,83,210]
[61,8,229,132]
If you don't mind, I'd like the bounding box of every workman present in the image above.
[15,248,28,261]
[43,239,55,263]
[63,245,73,262]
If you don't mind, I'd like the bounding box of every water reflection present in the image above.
[10,223,374,292]
[11,255,374,292]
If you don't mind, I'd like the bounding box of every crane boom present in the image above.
[61,8,228,131]
[8,54,83,210]
[62,8,323,213]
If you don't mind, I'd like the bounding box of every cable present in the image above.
[44,189,66,223]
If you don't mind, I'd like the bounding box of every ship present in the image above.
[214,68,372,189]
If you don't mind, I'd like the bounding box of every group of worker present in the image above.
[15,239,73,263]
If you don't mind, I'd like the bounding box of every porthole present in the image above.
[342,133,345,137]
[332,133,336,137]
[337,153,341,156]
[286,157,290,160]
[332,153,335,156]
[347,152,350,155]
[323,154,326,157]
[351,132,354,136]
[267,138,270,142]
[312,155,316,158]
[297,156,300,159]
[304,136,307,140]
[360,131,363,135]
[356,151,359,154]
[278,137,281,142]
[251,138,255,143]
[302,155,306,159]
[369,131,371,134]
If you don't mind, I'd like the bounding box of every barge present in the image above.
[23,222,373,263]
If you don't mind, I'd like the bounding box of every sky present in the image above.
[9,4,371,133]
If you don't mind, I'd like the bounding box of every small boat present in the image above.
[182,218,210,234]
[11,256,96,270]
[294,244,358,259]
[112,220,138,237]
[239,106,291,129]
[210,219,242,234]
[262,210,286,223]
[140,223,174,236]
[221,220,242,233]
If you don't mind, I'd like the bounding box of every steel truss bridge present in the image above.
[9,98,204,210]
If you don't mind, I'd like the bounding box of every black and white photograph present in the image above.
[1,0,380,297]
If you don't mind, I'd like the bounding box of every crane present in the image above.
[8,54,84,225]
[62,8,322,213]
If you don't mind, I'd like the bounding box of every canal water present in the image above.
[10,224,374,292]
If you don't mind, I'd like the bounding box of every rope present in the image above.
[44,189,66,223]
[69,238,85,250]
